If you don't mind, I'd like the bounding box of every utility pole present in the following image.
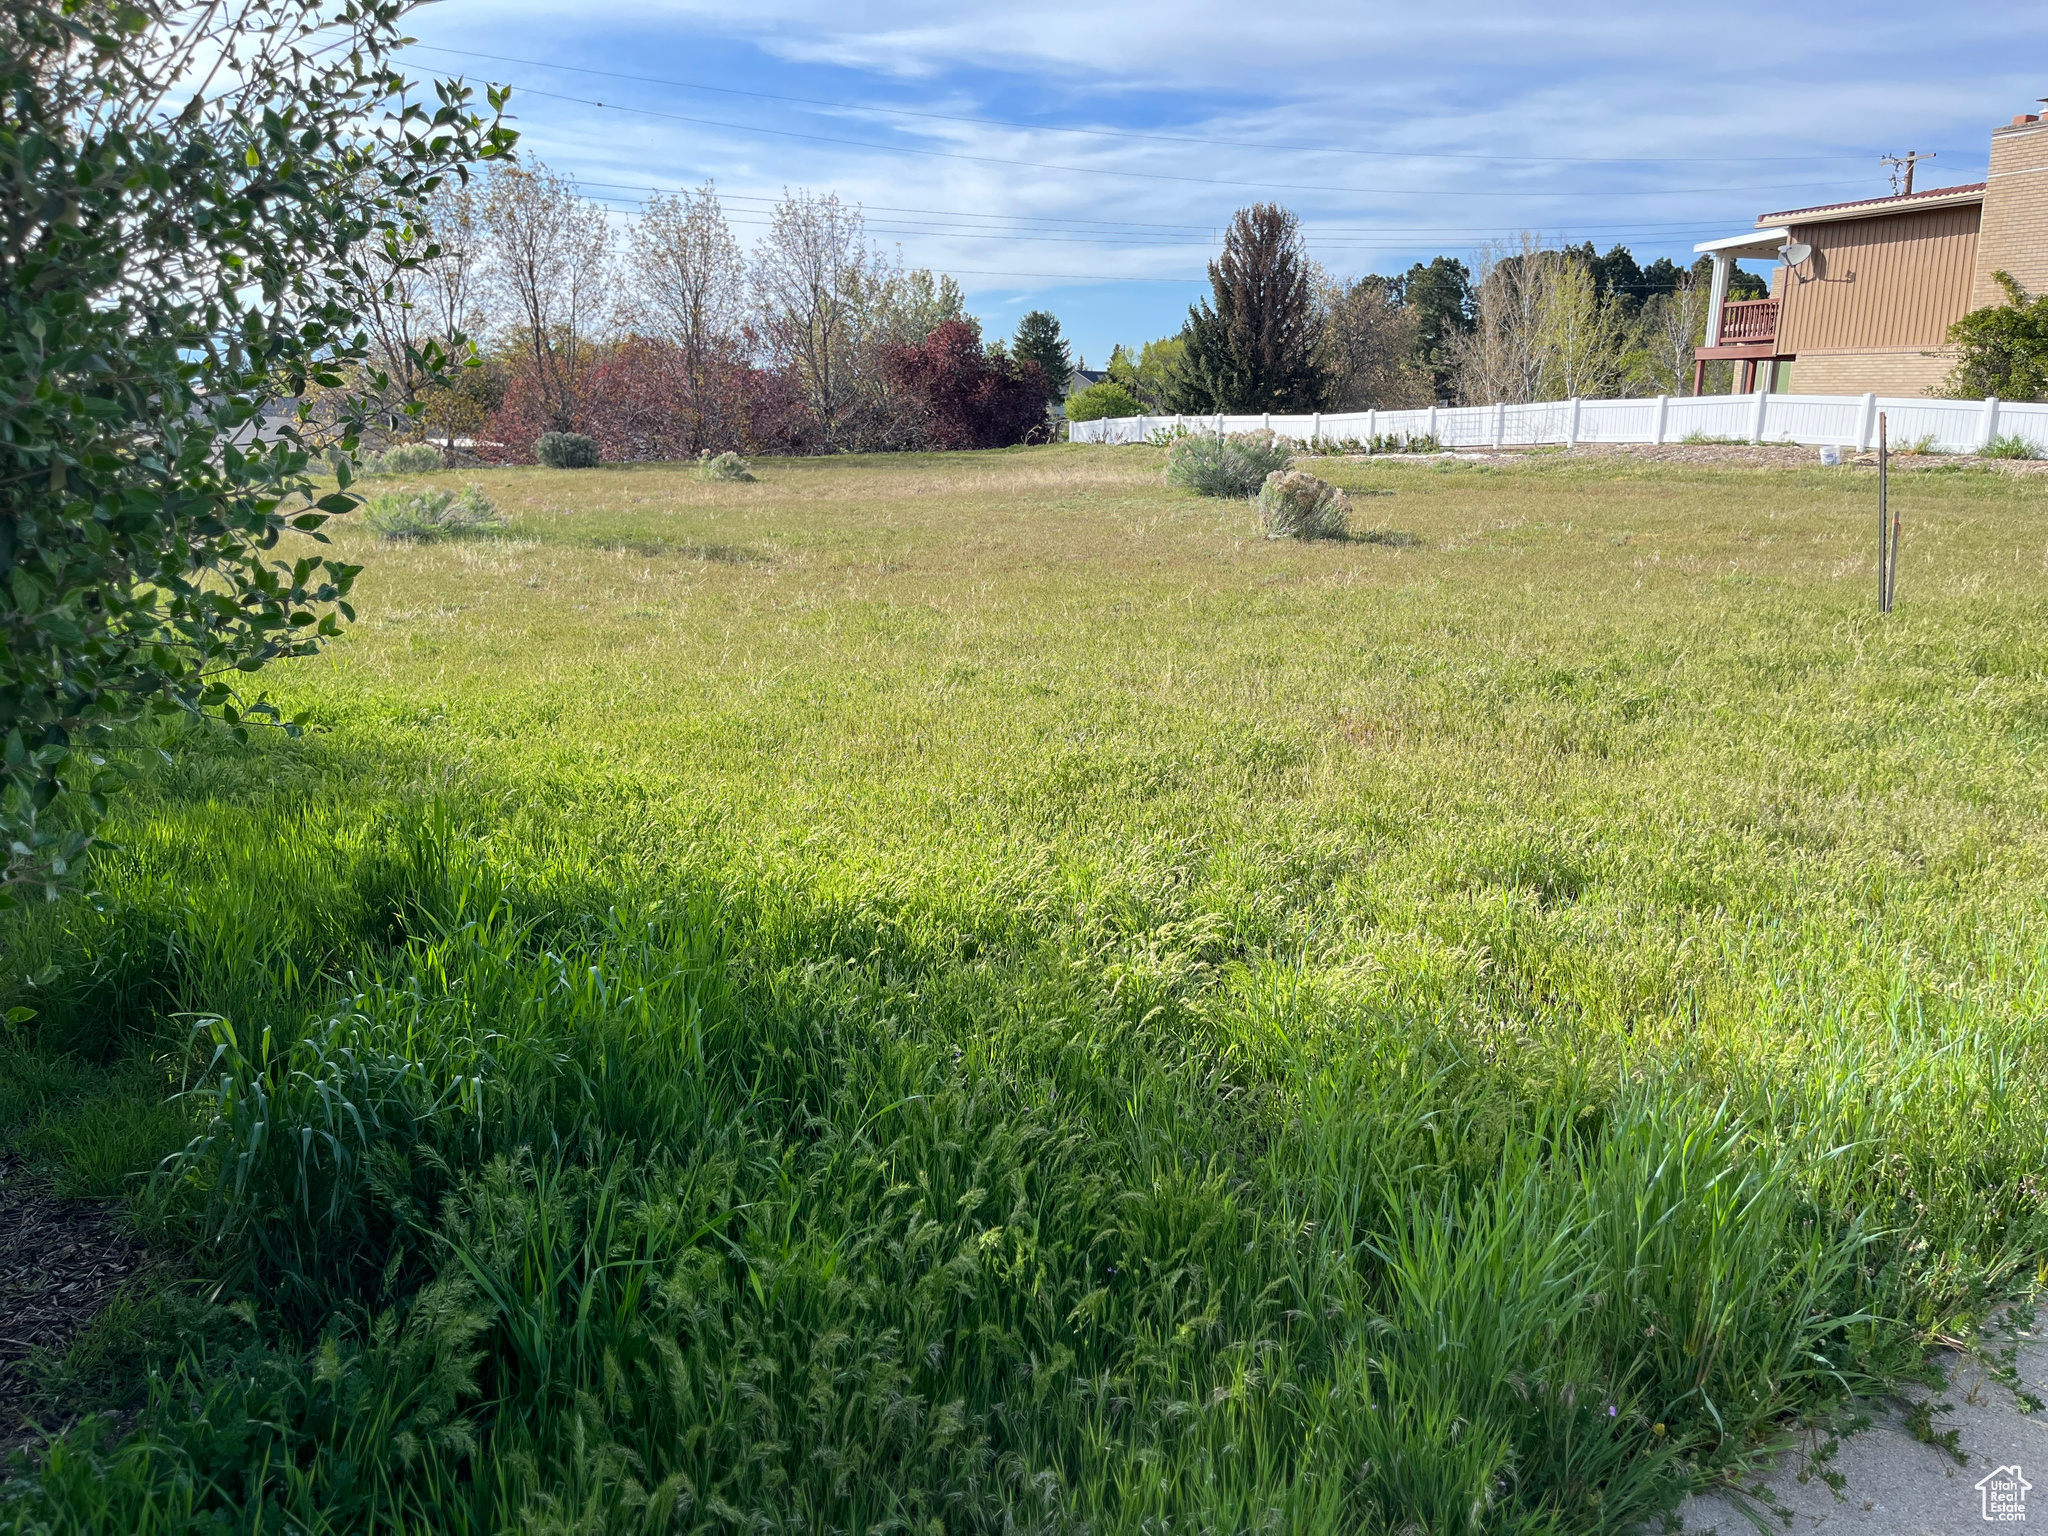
[1881,150,1935,196]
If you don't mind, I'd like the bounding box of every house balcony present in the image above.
[1714,299,1777,347]
[1695,298,1789,392]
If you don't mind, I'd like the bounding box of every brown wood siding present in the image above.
[1777,205,1981,353]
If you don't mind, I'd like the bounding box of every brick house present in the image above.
[1692,107,2048,396]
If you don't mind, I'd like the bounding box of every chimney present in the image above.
[1972,109,2048,309]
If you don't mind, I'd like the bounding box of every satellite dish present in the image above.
[1779,242,1814,267]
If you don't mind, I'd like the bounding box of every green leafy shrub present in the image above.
[1256,470,1350,539]
[374,443,446,475]
[1368,432,1442,454]
[696,450,756,482]
[0,0,512,899]
[1064,381,1143,422]
[1944,272,2048,401]
[1164,431,1294,497]
[1981,433,2041,460]
[534,432,601,469]
[359,487,503,542]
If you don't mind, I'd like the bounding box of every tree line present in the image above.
[342,166,1079,460]
[1071,205,1766,420]
[351,174,1787,458]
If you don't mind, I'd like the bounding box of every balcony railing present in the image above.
[1718,298,1778,346]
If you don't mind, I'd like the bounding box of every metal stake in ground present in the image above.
[1887,442,1903,612]
[1878,413,1889,613]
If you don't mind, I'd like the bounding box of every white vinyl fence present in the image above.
[1067,391,2048,456]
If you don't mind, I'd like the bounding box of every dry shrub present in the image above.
[1256,469,1350,539]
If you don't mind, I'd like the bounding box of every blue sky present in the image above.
[400,1,2048,365]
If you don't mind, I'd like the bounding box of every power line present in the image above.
[501,84,1877,201]
[410,44,1893,168]
[575,190,1769,258]
[584,180,1758,239]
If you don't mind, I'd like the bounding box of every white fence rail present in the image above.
[1067,391,2048,456]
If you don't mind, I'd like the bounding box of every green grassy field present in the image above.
[4,444,2048,1533]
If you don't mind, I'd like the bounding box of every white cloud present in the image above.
[408,0,2048,354]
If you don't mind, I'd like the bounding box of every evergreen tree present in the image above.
[1637,257,1687,303]
[1174,204,1325,412]
[1689,254,1767,300]
[1012,310,1072,401]
[1389,256,1473,401]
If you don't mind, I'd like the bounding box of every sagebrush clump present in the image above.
[1164,431,1293,497]
[535,431,601,469]
[328,442,447,478]
[359,485,503,542]
[697,450,756,482]
[375,442,445,474]
[1256,469,1350,539]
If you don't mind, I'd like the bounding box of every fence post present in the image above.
[1566,397,1581,448]
[1857,392,1878,452]
[1215,412,1223,440]
[1982,396,2001,450]
[1749,388,1769,445]
[1427,404,1438,443]
[1366,408,1377,443]
[1311,411,1320,446]
[1493,401,1505,448]
[1653,395,1670,445]
[1262,411,1271,435]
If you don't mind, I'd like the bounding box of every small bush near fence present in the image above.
[327,443,447,478]
[535,431,602,469]
[1065,381,1143,422]
[375,443,445,474]
[1981,434,2041,460]
[1256,470,1349,539]
[696,450,756,482]
[1166,432,1294,498]
[360,486,504,542]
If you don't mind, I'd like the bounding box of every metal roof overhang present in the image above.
[1693,226,1792,259]
[1757,186,1985,227]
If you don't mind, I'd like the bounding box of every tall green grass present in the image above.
[2,447,2046,1532]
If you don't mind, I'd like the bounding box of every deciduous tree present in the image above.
[750,191,910,450]
[884,321,1047,449]
[1452,235,1551,405]
[1321,276,1430,410]
[483,162,611,434]
[1538,258,1634,400]
[626,182,747,454]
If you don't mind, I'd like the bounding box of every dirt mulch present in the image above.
[0,1161,145,1442]
[1523,441,2048,474]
